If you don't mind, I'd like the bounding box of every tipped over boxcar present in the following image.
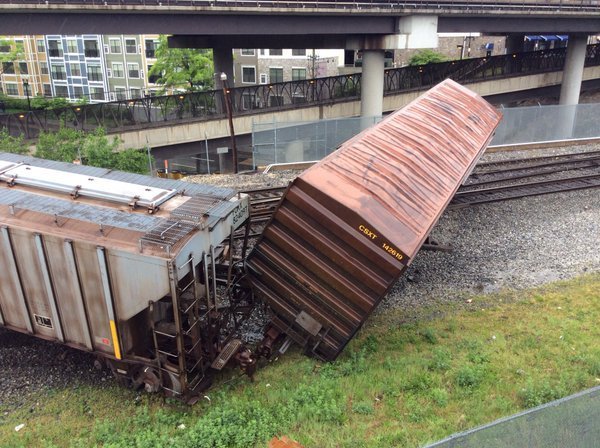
[247,79,502,361]
[0,79,501,399]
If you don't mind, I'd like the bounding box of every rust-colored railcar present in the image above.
[246,79,502,361]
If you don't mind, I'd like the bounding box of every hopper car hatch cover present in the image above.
[247,79,502,362]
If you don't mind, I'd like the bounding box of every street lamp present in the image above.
[22,80,31,111]
[220,72,238,174]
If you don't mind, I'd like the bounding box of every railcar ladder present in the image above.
[150,254,208,396]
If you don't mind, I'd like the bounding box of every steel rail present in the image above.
[450,173,600,208]
[474,149,600,172]
[464,158,600,188]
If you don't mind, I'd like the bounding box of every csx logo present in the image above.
[358,225,377,240]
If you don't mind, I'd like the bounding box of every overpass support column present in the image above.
[360,50,385,121]
[559,34,588,105]
[505,34,525,54]
[213,47,234,89]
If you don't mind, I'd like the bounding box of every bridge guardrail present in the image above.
[1,44,599,140]
[2,0,600,12]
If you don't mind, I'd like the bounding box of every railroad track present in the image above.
[466,152,600,189]
[242,153,600,219]
[450,173,600,209]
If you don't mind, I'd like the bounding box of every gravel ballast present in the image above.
[0,145,598,408]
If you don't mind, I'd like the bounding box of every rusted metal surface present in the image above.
[247,79,501,361]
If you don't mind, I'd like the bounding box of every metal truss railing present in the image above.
[2,44,600,139]
[2,0,600,12]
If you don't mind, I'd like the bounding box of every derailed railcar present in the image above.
[0,80,502,398]
[0,155,252,399]
[247,79,502,361]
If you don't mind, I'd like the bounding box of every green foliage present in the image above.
[455,365,486,389]
[2,274,600,448]
[0,37,24,70]
[352,401,374,415]
[148,35,214,92]
[34,127,151,174]
[429,388,449,407]
[429,347,452,372]
[408,49,449,66]
[35,127,83,162]
[0,129,28,154]
[519,380,566,408]
[88,381,344,448]
[421,327,438,344]
[30,96,71,110]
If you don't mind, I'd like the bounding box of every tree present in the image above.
[34,127,152,174]
[0,37,24,76]
[408,50,448,66]
[0,129,28,154]
[148,35,214,92]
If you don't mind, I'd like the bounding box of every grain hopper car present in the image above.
[0,80,501,398]
[0,155,253,399]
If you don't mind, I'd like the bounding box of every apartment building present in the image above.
[233,48,344,87]
[0,36,51,101]
[1,34,161,104]
[103,35,160,100]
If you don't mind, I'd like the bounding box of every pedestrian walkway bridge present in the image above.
[2,45,600,148]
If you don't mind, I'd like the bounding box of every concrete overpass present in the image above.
[4,45,600,160]
[119,65,600,151]
[1,1,600,116]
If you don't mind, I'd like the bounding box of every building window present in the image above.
[66,39,78,54]
[125,38,137,54]
[112,62,124,78]
[269,67,283,83]
[259,73,267,84]
[55,85,69,98]
[90,87,105,101]
[87,65,103,82]
[130,88,141,99]
[241,92,256,110]
[241,49,255,56]
[292,68,307,81]
[18,62,28,74]
[37,39,45,53]
[242,66,256,84]
[40,62,49,75]
[84,40,100,58]
[2,62,14,74]
[127,63,140,78]
[109,38,121,54]
[70,63,82,77]
[145,39,157,58]
[4,83,18,96]
[148,65,160,83]
[48,40,63,57]
[292,49,306,56]
[43,83,52,97]
[73,86,84,99]
[115,87,127,100]
[51,64,66,80]
[269,49,283,56]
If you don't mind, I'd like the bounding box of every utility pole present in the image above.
[22,80,31,111]
[220,72,238,174]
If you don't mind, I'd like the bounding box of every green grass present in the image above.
[1,274,599,448]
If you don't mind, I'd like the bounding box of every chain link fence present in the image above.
[252,116,380,169]
[251,103,600,169]
[492,103,600,146]
[425,386,600,448]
